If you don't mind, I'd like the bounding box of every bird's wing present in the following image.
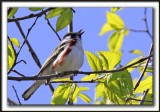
[37,42,66,76]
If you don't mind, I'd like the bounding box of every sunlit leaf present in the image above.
[52,77,71,81]
[134,76,152,94]
[129,49,143,56]
[8,44,15,70]
[28,7,44,11]
[56,8,73,32]
[10,38,20,48]
[71,84,79,101]
[81,74,98,81]
[126,57,142,72]
[95,83,105,100]
[107,11,125,29]
[46,8,63,19]
[51,84,71,104]
[99,23,114,36]
[97,51,122,70]
[111,7,123,13]
[85,51,103,71]
[8,8,18,19]
[108,31,124,52]
[79,87,89,93]
[78,93,92,103]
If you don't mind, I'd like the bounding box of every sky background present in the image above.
[8,7,152,104]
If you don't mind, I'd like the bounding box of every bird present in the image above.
[22,29,84,100]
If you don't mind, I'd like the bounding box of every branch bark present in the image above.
[8,54,152,81]
[8,8,54,22]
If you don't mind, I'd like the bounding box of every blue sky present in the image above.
[8,7,152,104]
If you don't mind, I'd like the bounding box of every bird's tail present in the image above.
[22,80,45,100]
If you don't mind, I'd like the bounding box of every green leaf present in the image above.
[85,51,103,71]
[28,7,44,11]
[71,84,79,101]
[8,44,15,70]
[143,93,153,104]
[56,8,73,32]
[129,49,143,56]
[126,57,142,72]
[145,67,153,73]
[81,74,98,81]
[95,83,105,100]
[99,23,114,36]
[78,93,92,103]
[79,87,89,93]
[105,70,133,104]
[97,51,122,70]
[108,31,125,52]
[8,8,18,19]
[52,77,71,81]
[111,7,123,13]
[46,8,63,19]
[10,38,20,48]
[51,84,71,104]
[107,11,125,29]
[134,76,152,94]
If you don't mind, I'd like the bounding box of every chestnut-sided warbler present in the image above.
[22,29,84,100]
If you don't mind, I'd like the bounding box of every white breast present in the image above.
[53,39,84,73]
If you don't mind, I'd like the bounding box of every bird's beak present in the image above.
[78,29,85,36]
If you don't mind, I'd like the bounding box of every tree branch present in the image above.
[134,44,153,91]
[14,16,42,68]
[8,54,153,81]
[126,97,152,103]
[11,69,25,77]
[8,8,54,22]
[140,89,150,105]
[44,12,61,41]
[8,97,18,105]
[12,86,21,105]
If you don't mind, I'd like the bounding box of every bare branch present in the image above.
[126,97,152,103]
[8,97,18,105]
[12,86,22,105]
[134,44,153,91]
[8,54,153,81]
[14,16,42,68]
[140,89,150,105]
[48,84,55,93]
[8,8,54,22]
[11,70,25,77]
[15,60,27,65]
[44,12,61,41]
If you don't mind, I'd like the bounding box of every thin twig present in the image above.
[71,8,76,13]
[8,54,153,81]
[44,13,61,41]
[134,39,153,90]
[126,97,152,103]
[8,8,54,22]
[127,28,147,33]
[12,86,22,105]
[50,80,98,83]
[140,89,150,105]
[14,16,42,68]
[143,8,152,39]
[11,70,25,77]
[48,84,55,93]
[8,97,18,105]
[15,60,27,65]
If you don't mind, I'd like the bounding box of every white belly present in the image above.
[54,44,84,73]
